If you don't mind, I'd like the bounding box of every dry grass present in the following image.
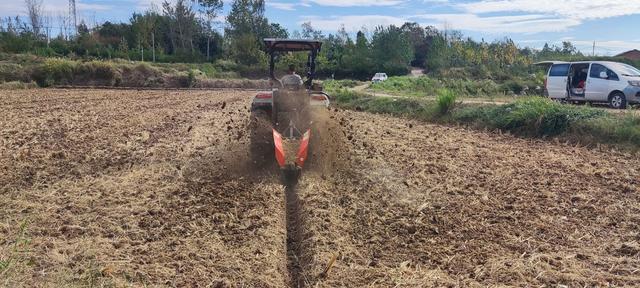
[1,89,639,287]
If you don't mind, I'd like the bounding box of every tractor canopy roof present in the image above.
[263,38,322,53]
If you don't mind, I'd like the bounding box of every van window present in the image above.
[608,63,640,77]
[590,64,619,81]
[549,64,569,77]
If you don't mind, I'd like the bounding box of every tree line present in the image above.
[3,0,632,80]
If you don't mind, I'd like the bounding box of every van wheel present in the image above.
[609,92,627,109]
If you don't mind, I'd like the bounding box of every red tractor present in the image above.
[249,38,330,184]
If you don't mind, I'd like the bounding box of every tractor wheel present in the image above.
[249,110,274,167]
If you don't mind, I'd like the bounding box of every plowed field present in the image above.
[1,89,638,287]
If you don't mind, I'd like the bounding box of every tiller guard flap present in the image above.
[272,128,311,169]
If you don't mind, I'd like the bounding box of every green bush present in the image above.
[436,89,457,115]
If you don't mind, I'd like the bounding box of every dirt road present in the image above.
[1,89,638,287]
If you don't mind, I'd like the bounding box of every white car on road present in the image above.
[540,61,640,109]
[371,73,388,83]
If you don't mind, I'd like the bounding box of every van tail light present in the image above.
[311,95,326,101]
[256,92,272,99]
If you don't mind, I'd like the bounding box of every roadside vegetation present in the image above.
[0,54,268,88]
[329,88,640,151]
[2,0,639,90]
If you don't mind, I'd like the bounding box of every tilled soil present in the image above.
[1,89,286,287]
[1,89,639,287]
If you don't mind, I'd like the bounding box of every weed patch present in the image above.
[436,89,457,115]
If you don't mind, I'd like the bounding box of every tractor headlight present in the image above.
[629,80,640,87]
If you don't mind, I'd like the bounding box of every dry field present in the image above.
[1,89,639,287]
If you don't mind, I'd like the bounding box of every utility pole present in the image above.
[592,41,596,57]
[68,0,77,35]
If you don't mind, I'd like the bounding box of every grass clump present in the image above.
[322,79,362,91]
[436,89,457,115]
[0,81,37,90]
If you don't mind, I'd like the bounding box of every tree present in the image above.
[341,31,373,78]
[24,0,43,36]
[371,25,413,75]
[226,0,267,38]
[225,0,270,64]
[268,23,288,39]
[196,0,223,60]
[562,41,577,55]
[118,36,129,59]
[162,0,198,54]
[301,22,323,39]
[401,22,428,67]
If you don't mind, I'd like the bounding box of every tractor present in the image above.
[249,38,330,184]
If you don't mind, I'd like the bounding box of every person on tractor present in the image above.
[280,64,303,88]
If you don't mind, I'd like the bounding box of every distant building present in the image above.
[615,49,640,60]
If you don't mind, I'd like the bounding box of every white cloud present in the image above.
[413,13,581,34]
[299,15,408,31]
[299,13,583,34]
[267,2,298,10]
[0,0,112,18]
[136,0,168,12]
[573,40,640,50]
[266,1,312,11]
[459,0,640,20]
[307,0,404,7]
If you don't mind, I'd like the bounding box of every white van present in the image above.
[541,61,640,108]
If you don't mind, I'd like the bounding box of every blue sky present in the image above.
[2,0,640,55]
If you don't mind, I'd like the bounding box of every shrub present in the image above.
[32,58,76,86]
[214,60,238,72]
[75,61,121,86]
[436,89,457,115]
[500,79,525,95]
